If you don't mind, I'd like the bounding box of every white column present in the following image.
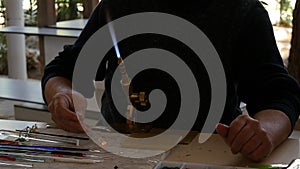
[6,0,27,79]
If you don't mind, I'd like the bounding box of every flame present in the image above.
[106,11,121,59]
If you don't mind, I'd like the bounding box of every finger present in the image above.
[216,123,229,138]
[231,120,258,154]
[240,134,262,156]
[54,105,79,122]
[51,97,79,122]
[246,129,273,162]
[51,105,84,133]
[226,115,248,146]
[247,141,272,162]
[48,93,85,133]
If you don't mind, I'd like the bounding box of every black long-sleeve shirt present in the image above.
[42,0,300,132]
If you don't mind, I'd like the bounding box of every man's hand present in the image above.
[45,77,86,133]
[47,91,86,133]
[216,114,273,161]
[216,110,291,162]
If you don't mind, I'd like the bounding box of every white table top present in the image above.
[48,19,88,30]
[0,26,81,38]
[0,78,44,104]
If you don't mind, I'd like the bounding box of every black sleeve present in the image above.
[41,1,107,104]
[236,3,300,129]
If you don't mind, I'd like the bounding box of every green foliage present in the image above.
[56,0,83,21]
[278,0,294,27]
[24,0,38,26]
[0,33,7,75]
[0,0,5,27]
[24,0,85,25]
[0,0,85,75]
[0,0,6,75]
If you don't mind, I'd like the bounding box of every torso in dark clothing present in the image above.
[98,0,252,131]
[42,0,300,133]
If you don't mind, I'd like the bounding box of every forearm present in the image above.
[44,76,73,105]
[254,109,292,149]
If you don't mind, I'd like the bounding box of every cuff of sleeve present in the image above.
[41,73,72,105]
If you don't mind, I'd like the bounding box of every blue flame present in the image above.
[107,21,121,58]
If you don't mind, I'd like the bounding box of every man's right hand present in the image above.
[44,77,85,133]
[47,92,85,133]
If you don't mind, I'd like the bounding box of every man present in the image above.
[42,0,300,161]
